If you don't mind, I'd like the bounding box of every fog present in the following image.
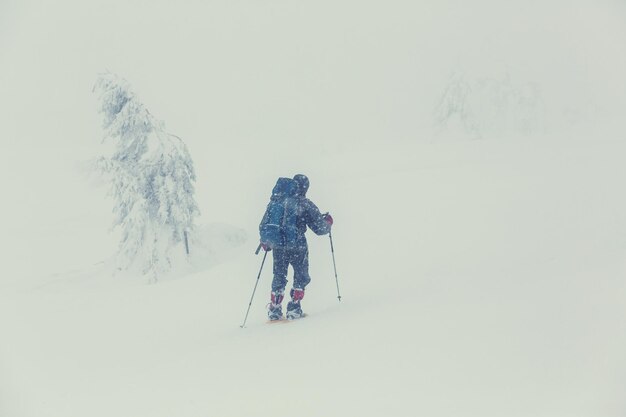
[1,3,626,417]
[1,0,625,153]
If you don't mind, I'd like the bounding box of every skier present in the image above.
[260,174,333,320]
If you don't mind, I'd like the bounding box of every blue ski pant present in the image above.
[271,246,311,293]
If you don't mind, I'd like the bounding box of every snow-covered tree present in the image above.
[435,71,544,139]
[434,72,480,138]
[94,73,200,279]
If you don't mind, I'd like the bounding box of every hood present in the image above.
[293,174,309,197]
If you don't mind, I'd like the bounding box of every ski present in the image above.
[267,313,307,324]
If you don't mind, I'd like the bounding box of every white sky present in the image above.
[1,0,625,152]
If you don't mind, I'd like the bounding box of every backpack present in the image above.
[259,177,299,249]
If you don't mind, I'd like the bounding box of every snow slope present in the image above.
[1,1,626,416]
[2,136,625,417]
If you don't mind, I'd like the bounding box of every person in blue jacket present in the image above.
[261,174,333,320]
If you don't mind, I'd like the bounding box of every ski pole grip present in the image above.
[255,243,262,255]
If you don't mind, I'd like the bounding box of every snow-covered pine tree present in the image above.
[94,73,200,280]
[434,70,544,139]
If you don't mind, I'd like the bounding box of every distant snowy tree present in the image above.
[94,73,200,279]
[434,72,480,138]
[435,71,544,139]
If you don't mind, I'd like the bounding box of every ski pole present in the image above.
[329,230,342,302]
[240,250,268,328]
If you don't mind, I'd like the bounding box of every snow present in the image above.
[1,1,626,416]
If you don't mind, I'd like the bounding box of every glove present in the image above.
[261,242,271,252]
[323,213,333,226]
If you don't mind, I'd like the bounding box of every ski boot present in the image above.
[286,301,304,319]
[286,288,305,320]
[267,290,284,321]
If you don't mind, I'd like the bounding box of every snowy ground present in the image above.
[2,136,625,417]
[2,1,626,416]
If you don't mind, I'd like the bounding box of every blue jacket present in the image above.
[293,196,331,248]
